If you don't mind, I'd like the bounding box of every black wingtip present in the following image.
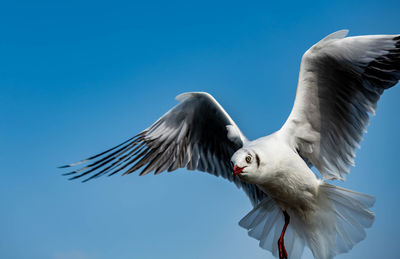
[58,165,70,169]
[62,171,77,176]
[68,174,82,181]
[81,178,91,183]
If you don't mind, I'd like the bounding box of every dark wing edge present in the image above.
[59,92,267,206]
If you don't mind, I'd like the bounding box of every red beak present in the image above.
[233,165,245,176]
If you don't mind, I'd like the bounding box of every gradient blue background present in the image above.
[1,1,399,258]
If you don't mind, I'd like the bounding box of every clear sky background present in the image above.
[1,1,399,258]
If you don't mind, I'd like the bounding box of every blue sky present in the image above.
[1,1,399,258]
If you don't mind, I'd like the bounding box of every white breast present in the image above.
[247,133,321,215]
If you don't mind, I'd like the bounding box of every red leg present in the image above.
[278,210,290,259]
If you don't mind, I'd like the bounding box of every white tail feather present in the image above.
[239,198,305,259]
[239,184,375,259]
[321,184,375,255]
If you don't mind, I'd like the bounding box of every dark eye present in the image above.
[245,155,252,163]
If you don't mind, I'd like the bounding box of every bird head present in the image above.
[231,148,261,183]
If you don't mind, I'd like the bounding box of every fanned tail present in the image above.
[239,184,375,259]
[320,183,375,255]
[239,198,305,259]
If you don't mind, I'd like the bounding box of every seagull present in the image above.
[60,30,400,259]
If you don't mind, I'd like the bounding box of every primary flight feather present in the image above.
[61,30,399,259]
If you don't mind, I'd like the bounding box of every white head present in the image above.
[231,148,262,184]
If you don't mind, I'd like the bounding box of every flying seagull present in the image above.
[61,30,400,259]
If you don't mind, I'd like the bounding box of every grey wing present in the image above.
[281,30,400,181]
[60,92,267,206]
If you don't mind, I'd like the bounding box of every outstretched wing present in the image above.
[281,30,400,181]
[60,92,266,205]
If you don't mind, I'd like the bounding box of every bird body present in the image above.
[233,131,375,258]
[235,133,319,216]
[61,30,399,258]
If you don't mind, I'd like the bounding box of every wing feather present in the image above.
[61,92,266,205]
[281,31,400,180]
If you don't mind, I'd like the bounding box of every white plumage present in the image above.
[61,30,399,258]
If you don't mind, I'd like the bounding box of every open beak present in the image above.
[232,165,245,176]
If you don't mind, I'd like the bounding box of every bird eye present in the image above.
[245,155,252,163]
